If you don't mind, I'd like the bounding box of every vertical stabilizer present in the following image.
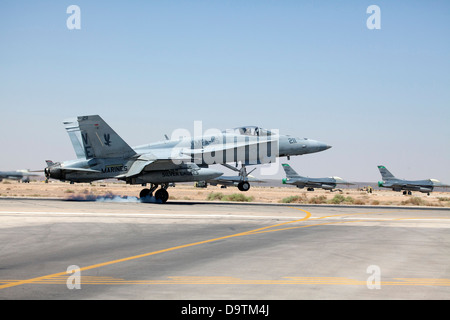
[281,163,301,178]
[64,118,86,159]
[377,165,396,180]
[77,115,136,159]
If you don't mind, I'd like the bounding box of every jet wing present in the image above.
[208,177,238,186]
[0,174,23,179]
[119,156,193,178]
[184,138,278,154]
[18,171,41,176]
[393,182,432,188]
[181,138,278,163]
[335,181,354,185]
[436,184,450,188]
[404,183,421,187]
[123,159,152,177]
[209,176,264,184]
[62,167,102,173]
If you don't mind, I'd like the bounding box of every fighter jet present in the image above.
[377,165,449,195]
[0,170,40,183]
[281,163,352,191]
[44,115,331,203]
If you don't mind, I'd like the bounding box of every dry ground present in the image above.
[1,180,449,207]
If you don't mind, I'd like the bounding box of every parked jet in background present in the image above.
[0,170,40,183]
[206,163,264,191]
[281,163,352,191]
[44,115,331,202]
[377,165,449,195]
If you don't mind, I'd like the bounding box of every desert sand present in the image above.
[1,180,449,207]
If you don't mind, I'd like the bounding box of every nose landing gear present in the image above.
[237,181,250,191]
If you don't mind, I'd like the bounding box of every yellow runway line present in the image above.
[0,207,311,290]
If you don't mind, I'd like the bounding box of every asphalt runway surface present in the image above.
[0,198,449,300]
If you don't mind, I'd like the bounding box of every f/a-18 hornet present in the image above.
[377,165,449,195]
[45,115,331,202]
[281,163,352,191]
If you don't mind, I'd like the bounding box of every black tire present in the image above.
[155,189,169,203]
[238,182,250,191]
[241,182,250,191]
[139,188,150,198]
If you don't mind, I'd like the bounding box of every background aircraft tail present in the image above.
[377,165,396,180]
[282,163,301,178]
[76,115,136,159]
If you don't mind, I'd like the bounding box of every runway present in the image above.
[0,198,449,300]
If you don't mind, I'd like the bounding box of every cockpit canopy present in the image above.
[224,126,273,136]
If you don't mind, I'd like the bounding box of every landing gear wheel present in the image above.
[155,188,169,203]
[237,182,250,192]
[139,188,151,198]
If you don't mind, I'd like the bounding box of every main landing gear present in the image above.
[139,183,169,203]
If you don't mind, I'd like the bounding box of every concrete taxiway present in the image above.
[0,198,449,300]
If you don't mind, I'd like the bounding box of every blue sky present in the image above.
[1,1,449,182]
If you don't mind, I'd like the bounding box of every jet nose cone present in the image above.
[316,141,332,152]
[279,136,331,156]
